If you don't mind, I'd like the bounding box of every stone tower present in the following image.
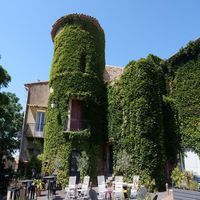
[43,14,107,186]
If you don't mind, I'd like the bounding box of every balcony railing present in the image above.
[25,119,90,138]
[25,123,45,138]
[69,118,90,131]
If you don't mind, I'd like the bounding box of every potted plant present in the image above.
[171,166,200,199]
[33,179,43,196]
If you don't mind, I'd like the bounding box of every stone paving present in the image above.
[37,189,65,200]
[36,189,170,200]
[1,187,172,200]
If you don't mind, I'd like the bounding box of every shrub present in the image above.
[171,166,185,188]
[77,151,89,180]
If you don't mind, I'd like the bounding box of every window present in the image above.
[35,111,45,136]
[80,54,86,72]
[70,100,83,131]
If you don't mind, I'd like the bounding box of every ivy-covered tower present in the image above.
[43,14,106,186]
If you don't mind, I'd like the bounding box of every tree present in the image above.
[0,63,23,170]
[0,92,23,161]
[0,65,11,104]
[0,65,11,89]
[0,64,22,196]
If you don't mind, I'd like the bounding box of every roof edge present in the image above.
[167,37,200,67]
[51,13,103,41]
[24,81,49,87]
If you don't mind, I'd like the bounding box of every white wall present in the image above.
[184,150,200,175]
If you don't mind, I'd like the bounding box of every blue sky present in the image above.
[0,0,200,110]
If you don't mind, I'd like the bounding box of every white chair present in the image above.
[130,175,140,199]
[78,175,90,199]
[65,176,76,199]
[113,176,123,200]
[97,175,107,199]
[6,190,14,200]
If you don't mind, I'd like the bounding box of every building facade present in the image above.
[20,14,200,188]
[20,81,49,162]
[19,65,123,178]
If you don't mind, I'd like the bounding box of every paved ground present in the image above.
[1,187,172,199]
[36,189,171,200]
[37,189,65,200]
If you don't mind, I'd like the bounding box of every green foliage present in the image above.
[184,171,199,190]
[42,14,200,191]
[167,38,200,70]
[50,16,105,81]
[162,96,180,163]
[108,55,166,190]
[171,166,185,188]
[139,173,156,192]
[0,65,11,89]
[43,14,106,187]
[0,64,23,173]
[171,166,199,190]
[171,56,200,154]
[77,151,89,180]
[29,155,42,174]
[64,129,91,140]
[33,179,43,189]
[114,149,132,180]
[0,92,23,163]
[142,193,152,200]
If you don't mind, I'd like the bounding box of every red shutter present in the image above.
[70,100,82,131]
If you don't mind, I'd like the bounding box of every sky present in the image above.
[0,0,200,110]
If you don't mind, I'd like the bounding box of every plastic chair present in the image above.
[97,175,107,199]
[65,176,77,199]
[7,187,20,200]
[130,175,140,199]
[113,176,123,200]
[78,176,90,199]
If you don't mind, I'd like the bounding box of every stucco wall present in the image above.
[26,82,49,123]
[20,67,123,162]
[27,82,49,106]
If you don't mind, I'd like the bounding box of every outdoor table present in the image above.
[43,175,56,199]
[20,179,33,199]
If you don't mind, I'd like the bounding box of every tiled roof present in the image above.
[104,65,124,82]
[24,65,124,86]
